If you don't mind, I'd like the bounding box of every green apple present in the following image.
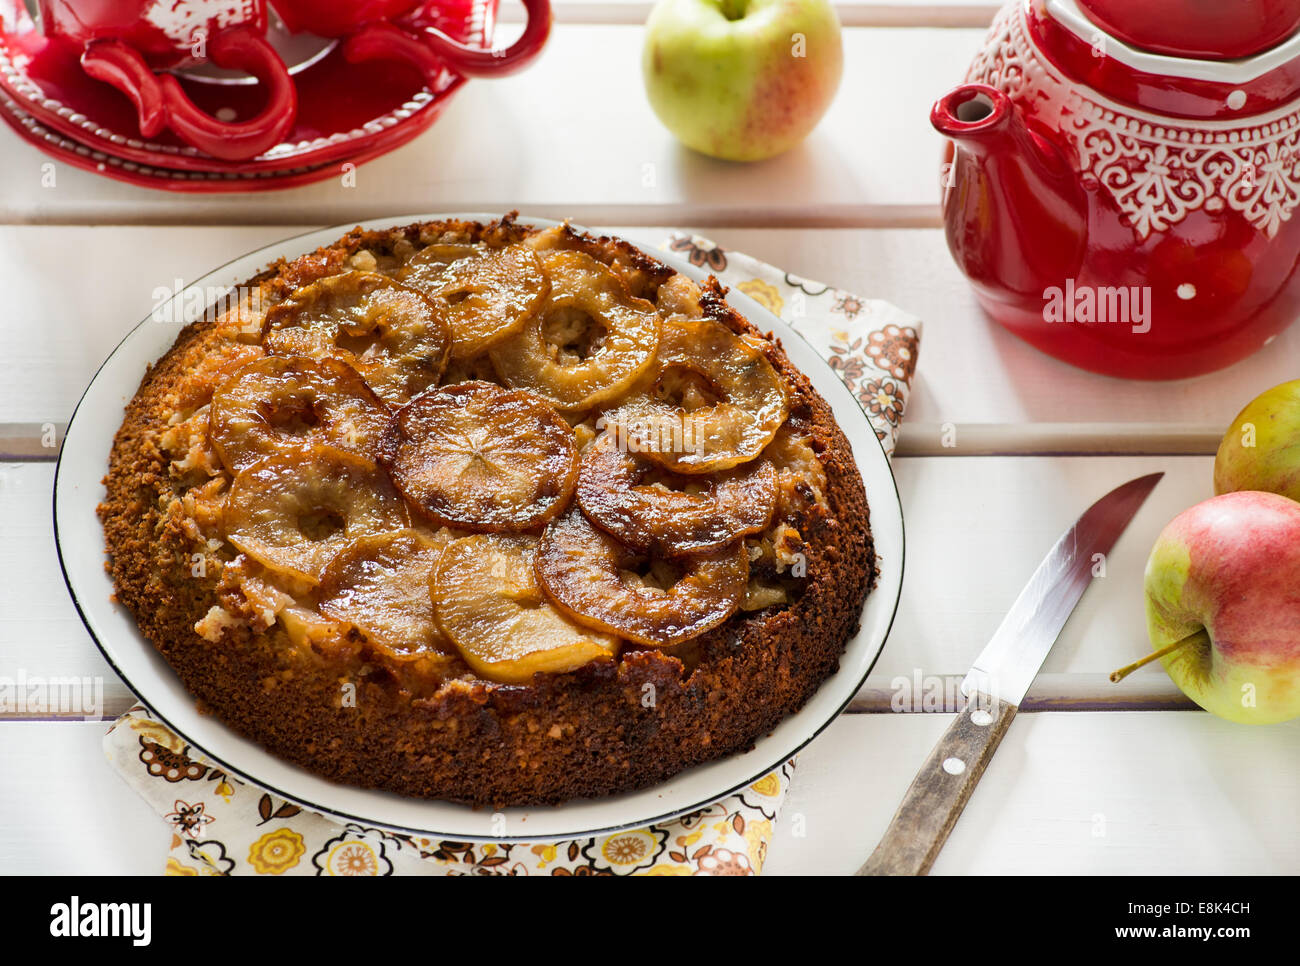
[1138,491,1300,724]
[642,0,843,162]
[1214,379,1300,502]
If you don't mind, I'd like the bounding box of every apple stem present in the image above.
[1109,630,1204,683]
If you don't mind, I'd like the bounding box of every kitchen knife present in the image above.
[857,472,1164,876]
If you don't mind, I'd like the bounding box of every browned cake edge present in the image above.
[97,216,878,808]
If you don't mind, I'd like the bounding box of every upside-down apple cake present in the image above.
[98,215,875,807]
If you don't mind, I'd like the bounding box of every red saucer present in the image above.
[0,87,407,191]
[0,0,494,176]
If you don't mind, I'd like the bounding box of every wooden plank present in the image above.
[0,454,1220,720]
[2,712,1293,874]
[707,228,1300,449]
[881,455,1214,688]
[0,722,168,875]
[0,224,295,429]
[4,225,1298,441]
[0,26,974,226]
[768,710,1300,875]
[0,463,139,717]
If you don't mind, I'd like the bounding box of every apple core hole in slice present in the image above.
[542,305,609,363]
[297,506,347,542]
[259,398,323,435]
[652,364,722,413]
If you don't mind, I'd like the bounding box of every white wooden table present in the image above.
[2,0,1297,876]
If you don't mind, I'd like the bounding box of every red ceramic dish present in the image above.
[0,0,494,174]
[0,87,414,192]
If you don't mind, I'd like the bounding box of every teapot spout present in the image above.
[931,84,1087,296]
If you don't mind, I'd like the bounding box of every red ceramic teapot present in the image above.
[932,0,1300,379]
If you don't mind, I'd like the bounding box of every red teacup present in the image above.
[272,0,552,80]
[39,0,551,162]
[40,0,297,160]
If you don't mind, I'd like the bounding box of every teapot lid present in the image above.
[1076,0,1300,60]
[1031,0,1300,118]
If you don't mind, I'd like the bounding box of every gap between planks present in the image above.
[0,422,1225,461]
[0,675,1198,721]
[5,205,945,231]
[498,1,1001,27]
[894,423,1224,457]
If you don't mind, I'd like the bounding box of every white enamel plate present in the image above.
[54,215,904,842]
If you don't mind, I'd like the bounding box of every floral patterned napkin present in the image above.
[103,232,922,876]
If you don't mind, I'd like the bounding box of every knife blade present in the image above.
[857,471,1163,876]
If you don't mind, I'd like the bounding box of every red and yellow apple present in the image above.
[641,0,843,162]
[1141,490,1300,724]
[1214,378,1300,502]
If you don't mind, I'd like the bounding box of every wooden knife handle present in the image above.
[856,694,1016,876]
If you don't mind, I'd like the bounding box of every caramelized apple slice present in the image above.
[401,243,478,273]
[577,431,777,555]
[402,243,550,360]
[489,250,660,411]
[318,529,451,657]
[262,271,450,405]
[208,355,391,473]
[224,444,408,585]
[278,604,356,660]
[611,318,789,473]
[379,381,578,532]
[534,510,749,646]
[761,423,828,515]
[432,533,620,684]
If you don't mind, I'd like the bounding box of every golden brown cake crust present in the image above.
[98,216,876,808]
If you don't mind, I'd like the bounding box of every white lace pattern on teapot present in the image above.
[967,3,1300,239]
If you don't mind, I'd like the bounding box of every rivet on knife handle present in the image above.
[856,694,1016,876]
